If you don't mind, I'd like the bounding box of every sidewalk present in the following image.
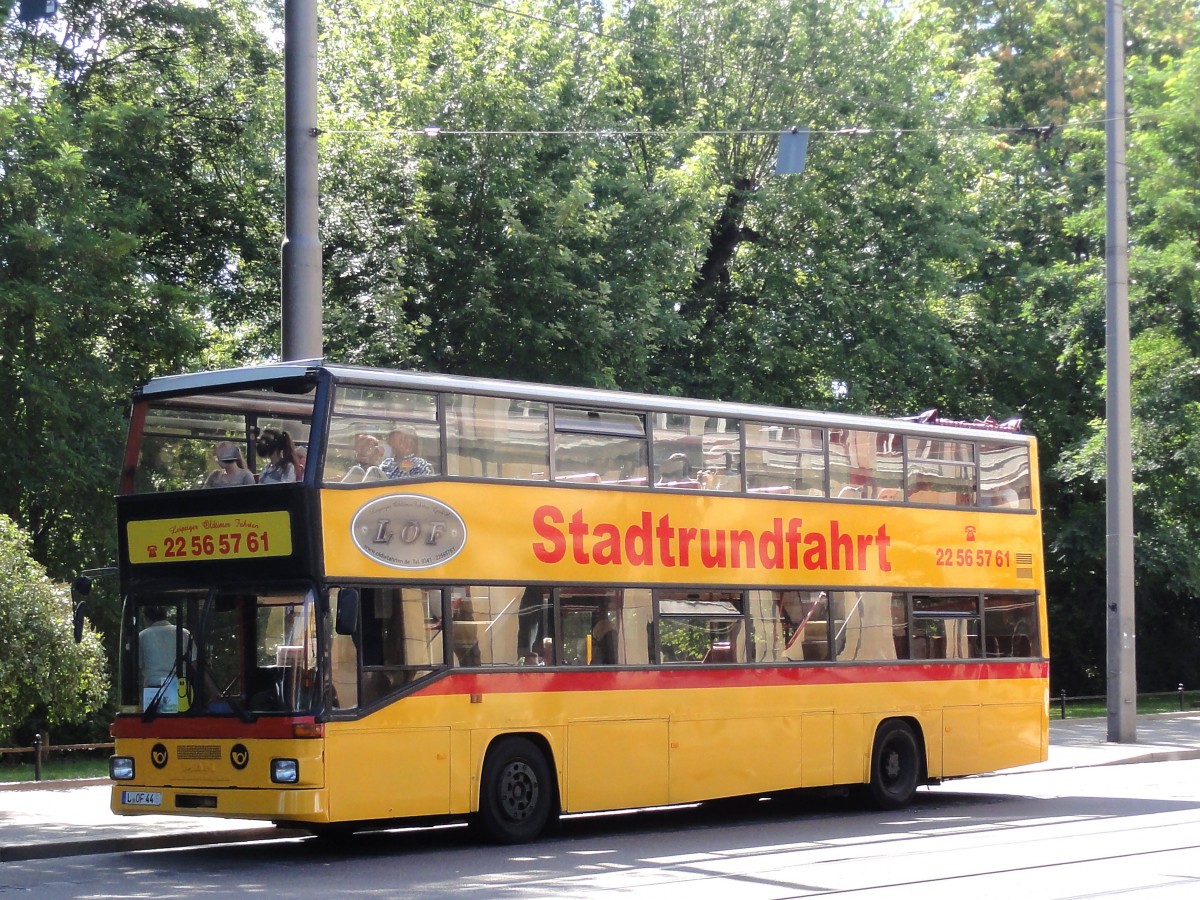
[4,712,1200,862]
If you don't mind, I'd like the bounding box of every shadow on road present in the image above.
[142,786,1200,864]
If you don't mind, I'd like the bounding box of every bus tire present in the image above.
[867,719,921,810]
[476,736,555,844]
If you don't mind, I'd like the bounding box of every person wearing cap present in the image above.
[203,441,255,488]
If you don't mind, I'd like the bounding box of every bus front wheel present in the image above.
[867,720,921,810]
[476,736,555,844]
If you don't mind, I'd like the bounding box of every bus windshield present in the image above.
[128,382,317,493]
[120,588,320,718]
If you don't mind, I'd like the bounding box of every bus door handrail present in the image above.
[834,592,866,645]
[782,592,829,651]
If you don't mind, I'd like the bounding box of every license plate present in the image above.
[122,791,163,807]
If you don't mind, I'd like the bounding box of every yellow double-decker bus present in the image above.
[107,363,1047,842]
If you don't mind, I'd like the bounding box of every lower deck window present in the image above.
[656,591,746,664]
[327,583,1040,706]
[911,595,982,659]
[331,586,442,709]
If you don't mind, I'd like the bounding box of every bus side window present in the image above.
[655,591,746,664]
[984,593,1039,658]
[359,587,444,703]
[446,394,550,481]
[452,586,545,667]
[833,592,904,661]
[329,589,359,710]
[911,595,982,660]
[979,442,1032,509]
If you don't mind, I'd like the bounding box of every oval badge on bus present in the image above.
[351,495,468,570]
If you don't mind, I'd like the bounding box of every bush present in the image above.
[0,515,108,746]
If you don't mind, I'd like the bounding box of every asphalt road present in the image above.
[4,757,1200,899]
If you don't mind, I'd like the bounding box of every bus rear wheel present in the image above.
[868,720,921,810]
[476,736,555,844]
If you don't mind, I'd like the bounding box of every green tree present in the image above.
[0,515,108,746]
[318,0,706,388]
[1053,29,1200,692]
[1,0,283,579]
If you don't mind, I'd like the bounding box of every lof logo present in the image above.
[351,495,467,570]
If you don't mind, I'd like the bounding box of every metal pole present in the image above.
[1105,0,1136,744]
[281,0,323,361]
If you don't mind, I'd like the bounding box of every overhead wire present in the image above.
[318,0,1155,142]
[317,117,1149,139]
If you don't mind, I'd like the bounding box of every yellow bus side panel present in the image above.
[324,727,451,821]
[803,711,835,786]
[943,702,1045,777]
[834,713,868,785]
[566,719,670,811]
[320,482,1044,593]
[943,706,980,776]
[668,713,803,803]
[308,673,1045,822]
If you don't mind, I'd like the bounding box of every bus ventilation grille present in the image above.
[177,745,221,760]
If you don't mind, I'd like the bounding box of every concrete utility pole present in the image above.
[1105,0,1136,743]
[281,0,323,361]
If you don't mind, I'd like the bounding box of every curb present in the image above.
[0,826,299,863]
[970,746,1200,778]
[1089,747,1200,767]
[0,777,109,792]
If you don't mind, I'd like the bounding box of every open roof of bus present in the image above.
[135,362,1031,444]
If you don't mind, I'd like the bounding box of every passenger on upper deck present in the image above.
[257,428,299,483]
[381,425,433,479]
[342,434,385,482]
[203,441,255,488]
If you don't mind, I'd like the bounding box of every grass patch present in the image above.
[0,754,109,783]
[1055,691,1199,719]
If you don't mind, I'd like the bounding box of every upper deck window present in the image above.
[652,413,741,491]
[326,386,441,483]
[744,424,825,496]
[445,394,549,481]
[553,407,648,487]
[979,441,1033,509]
[129,384,315,494]
[906,438,977,507]
[829,429,904,501]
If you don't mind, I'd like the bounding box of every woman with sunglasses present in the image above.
[202,441,255,488]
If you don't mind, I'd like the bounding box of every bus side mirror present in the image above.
[335,589,360,636]
[71,575,93,644]
[69,568,116,643]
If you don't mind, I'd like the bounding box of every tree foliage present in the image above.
[1,0,283,578]
[0,515,108,746]
[3,0,1200,706]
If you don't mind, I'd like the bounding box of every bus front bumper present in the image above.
[111,785,330,822]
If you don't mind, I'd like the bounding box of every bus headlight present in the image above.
[110,756,135,781]
[271,758,299,784]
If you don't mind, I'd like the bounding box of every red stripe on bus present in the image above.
[111,716,318,740]
[418,660,1049,696]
